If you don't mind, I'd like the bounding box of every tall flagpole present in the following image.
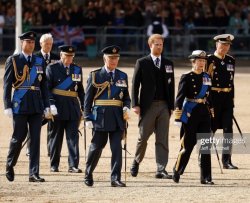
[14,0,22,54]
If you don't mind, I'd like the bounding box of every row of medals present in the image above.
[110,77,124,99]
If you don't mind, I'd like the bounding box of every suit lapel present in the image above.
[31,54,36,67]
[58,61,67,75]
[100,67,110,81]
[147,55,156,82]
[19,53,30,70]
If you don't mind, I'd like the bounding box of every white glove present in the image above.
[50,105,58,115]
[174,121,182,128]
[44,107,50,118]
[85,121,94,129]
[4,108,13,118]
[123,106,130,120]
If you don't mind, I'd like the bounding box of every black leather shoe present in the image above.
[6,166,14,182]
[111,180,126,187]
[50,167,59,172]
[223,163,238,169]
[29,174,45,182]
[84,174,94,187]
[68,167,82,173]
[155,170,172,179]
[84,178,94,187]
[201,180,214,185]
[130,160,139,177]
[172,171,180,183]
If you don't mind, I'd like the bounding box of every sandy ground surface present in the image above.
[0,63,250,203]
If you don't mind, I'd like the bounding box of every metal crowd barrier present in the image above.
[0,25,250,59]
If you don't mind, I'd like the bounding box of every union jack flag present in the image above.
[51,25,85,47]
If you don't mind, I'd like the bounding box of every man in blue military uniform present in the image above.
[173,50,214,184]
[46,45,85,173]
[206,34,238,169]
[3,31,49,182]
[84,45,131,187]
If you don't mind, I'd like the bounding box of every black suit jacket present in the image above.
[35,50,60,66]
[132,55,175,118]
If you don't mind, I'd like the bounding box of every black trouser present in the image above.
[27,119,53,155]
[50,119,79,169]
[85,130,123,181]
[6,113,43,176]
[174,112,212,181]
[211,91,234,165]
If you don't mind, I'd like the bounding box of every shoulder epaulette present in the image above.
[90,68,102,74]
[226,54,235,60]
[184,70,192,75]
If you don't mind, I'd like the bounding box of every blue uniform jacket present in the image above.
[84,67,131,131]
[3,53,49,114]
[46,61,85,120]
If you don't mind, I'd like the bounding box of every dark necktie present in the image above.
[155,57,160,68]
[45,54,49,64]
[66,66,70,75]
[27,55,31,67]
[109,72,113,80]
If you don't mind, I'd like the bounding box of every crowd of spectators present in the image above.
[1,0,250,35]
[1,0,250,55]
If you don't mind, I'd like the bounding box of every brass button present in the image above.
[193,85,196,87]
[217,84,219,86]
[216,78,218,80]
[192,79,194,81]
[194,92,197,94]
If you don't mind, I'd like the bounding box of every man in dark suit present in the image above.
[206,34,238,169]
[3,31,49,182]
[36,33,60,65]
[46,45,85,173]
[130,34,175,179]
[84,45,131,187]
[26,33,60,157]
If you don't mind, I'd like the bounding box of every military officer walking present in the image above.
[84,45,131,187]
[46,45,85,173]
[3,31,49,182]
[173,50,214,184]
[206,34,238,169]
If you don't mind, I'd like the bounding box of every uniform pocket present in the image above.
[94,107,105,129]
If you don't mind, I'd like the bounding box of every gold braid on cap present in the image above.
[12,57,30,89]
[91,72,111,100]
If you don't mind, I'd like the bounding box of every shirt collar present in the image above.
[214,51,225,60]
[151,54,161,62]
[105,66,115,74]
[22,51,32,61]
[41,50,50,58]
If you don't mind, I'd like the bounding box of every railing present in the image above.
[0,25,250,59]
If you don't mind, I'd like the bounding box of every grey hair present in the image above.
[40,33,53,43]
